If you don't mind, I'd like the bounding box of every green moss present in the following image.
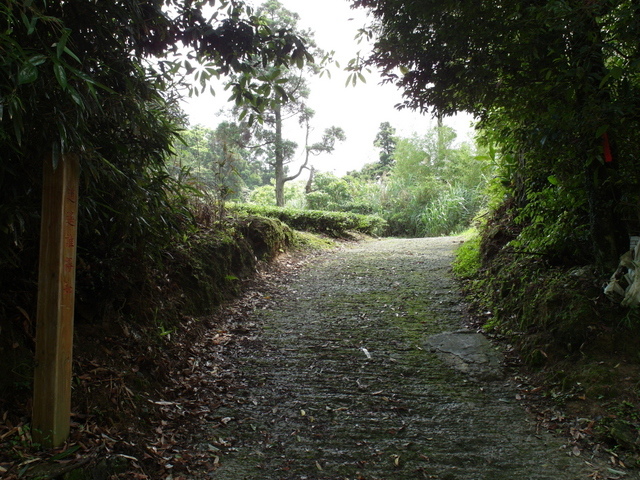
[238,215,295,260]
[291,231,337,251]
[229,203,387,237]
[165,216,295,318]
[461,254,602,367]
[452,231,481,279]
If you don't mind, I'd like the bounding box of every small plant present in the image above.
[452,231,482,278]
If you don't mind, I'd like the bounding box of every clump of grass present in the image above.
[452,229,481,279]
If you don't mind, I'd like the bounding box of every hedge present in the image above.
[230,204,387,238]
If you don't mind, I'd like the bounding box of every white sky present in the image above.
[180,0,476,176]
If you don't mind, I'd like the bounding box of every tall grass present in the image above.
[418,184,486,236]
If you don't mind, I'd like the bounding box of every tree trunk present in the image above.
[305,165,315,194]
[274,104,286,207]
[573,7,627,271]
[436,111,445,167]
[584,137,627,271]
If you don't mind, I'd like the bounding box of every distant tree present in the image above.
[374,122,397,172]
[172,122,260,202]
[235,1,341,206]
[299,108,346,182]
[305,171,353,210]
[352,122,397,181]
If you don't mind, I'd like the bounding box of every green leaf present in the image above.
[50,445,80,461]
[17,62,38,85]
[56,28,71,58]
[28,54,47,66]
[547,175,559,185]
[609,65,623,80]
[63,46,81,64]
[274,85,288,102]
[595,125,609,138]
[19,12,30,31]
[53,63,67,88]
[67,86,83,107]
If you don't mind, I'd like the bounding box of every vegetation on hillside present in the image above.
[354,0,640,270]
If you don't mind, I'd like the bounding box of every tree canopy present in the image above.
[0,0,313,321]
[373,121,396,172]
[0,0,317,447]
[353,0,640,270]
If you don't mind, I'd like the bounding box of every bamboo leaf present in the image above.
[595,125,609,138]
[63,46,81,64]
[28,54,47,66]
[53,63,67,89]
[67,86,83,107]
[56,29,71,58]
[17,62,37,85]
[50,445,80,461]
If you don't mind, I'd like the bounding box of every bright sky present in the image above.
[180,0,476,176]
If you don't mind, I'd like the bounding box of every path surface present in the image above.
[203,237,595,479]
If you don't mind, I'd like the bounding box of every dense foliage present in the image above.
[0,1,311,286]
[354,0,640,271]
[0,0,312,394]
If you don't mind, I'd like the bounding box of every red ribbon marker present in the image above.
[603,132,613,164]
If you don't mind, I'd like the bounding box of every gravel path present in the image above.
[204,237,598,479]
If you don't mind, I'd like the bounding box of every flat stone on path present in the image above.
[199,237,600,479]
[425,331,503,379]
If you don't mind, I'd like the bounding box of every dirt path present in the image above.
[194,237,601,479]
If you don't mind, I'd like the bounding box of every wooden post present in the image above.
[32,154,79,448]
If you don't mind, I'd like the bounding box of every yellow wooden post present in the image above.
[32,154,79,448]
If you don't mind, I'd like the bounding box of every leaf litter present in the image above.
[0,241,631,479]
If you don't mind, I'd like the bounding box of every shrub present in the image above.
[452,232,482,279]
[230,204,387,238]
